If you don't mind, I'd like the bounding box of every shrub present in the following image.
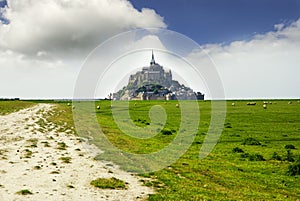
[283,150,295,162]
[270,152,282,161]
[287,161,300,176]
[161,128,173,135]
[232,147,244,153]
[285,144,296,149]
[241,137,261,146]
[90,177,127,189]
[248,153,265,161]
[240,152,265,161]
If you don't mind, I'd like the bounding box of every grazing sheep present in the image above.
[96,105,100,110]
[269,102,272,104]
[247,102,256,106]
[263,104,267,109]
[231,103,235,106]
[263,101,268,104]
[288,101,292,104]
[72,106,75,110]
[176,104,179,108]
[67,103,71,106]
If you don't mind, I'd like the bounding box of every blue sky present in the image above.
[0,0,299,99]
[130,0,300,44]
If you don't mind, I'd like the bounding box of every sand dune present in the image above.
[0,104,153,201]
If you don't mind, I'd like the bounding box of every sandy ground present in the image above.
[0,104,154,201]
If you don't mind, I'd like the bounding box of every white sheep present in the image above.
[176,104,179,108]
[96,105,100,110]
[263,104,267,109]
[231,103,235,106]
[67,103,71,106]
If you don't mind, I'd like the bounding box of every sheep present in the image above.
[176,104,179,108]
[231,103,235,106]
[72,105,75,110]
[96,105,100,110]
[288,101,292,104]
[247,102,256,106]
[67,103,71,106]
[263,104,267,109]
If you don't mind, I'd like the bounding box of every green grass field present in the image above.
[0,100,36,115]
[1,99,299,200]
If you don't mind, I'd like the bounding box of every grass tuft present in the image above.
[90,177,127,189]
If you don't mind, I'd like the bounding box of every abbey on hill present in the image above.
[112,51,204,101]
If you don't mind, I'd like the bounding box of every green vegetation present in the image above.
[16,189,33,195]
[88,100,300,200]
[59,156,72,163]
[0,100,35,115]
[57,142,68,150]
[90,177,127,189]
[1,99,299,200]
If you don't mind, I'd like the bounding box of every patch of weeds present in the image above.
[23,149,33,158]
[57,142,68,150]
[50,171,60,174]
[287,161,300,176]
[50,162,57,166]
[270,152,282,161]
[90,177,127,189]
[16,189,33,195]
[224,122,232,128]
[59,157,71,163]
[41,141,51,147]
[33,165,42,170]
[240,152,265,161]
[283,150,295,162]
[161,128,173,135]
[242,137,261,146]
[285,144,296,149]
[232,147,244,153]
[26,138,38,148]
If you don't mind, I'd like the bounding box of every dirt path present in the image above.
[0,104,153,201]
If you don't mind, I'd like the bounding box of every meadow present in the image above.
[1,100,299,200]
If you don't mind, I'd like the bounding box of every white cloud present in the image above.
[0,0,165,60]
[187,19,300,99]
[0,0,166,99]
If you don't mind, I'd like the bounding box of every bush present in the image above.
[287,161,300,176]
[285,144,296,149]
[240,152,265,161]
[242,137,261,146]
[232,147,244,153]
[90,177,127,189]
[270,152,282,161]
[249,153,265,161]
[283,150,295,162]
[161,128,173,135]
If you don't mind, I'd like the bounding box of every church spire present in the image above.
[150,50,156,65]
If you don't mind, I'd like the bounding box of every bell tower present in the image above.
[150,50,156,65]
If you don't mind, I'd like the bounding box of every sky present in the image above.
[0,0,299,99]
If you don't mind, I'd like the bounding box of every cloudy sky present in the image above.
[0,0,299,99]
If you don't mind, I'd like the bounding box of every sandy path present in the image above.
[0,104,153,201]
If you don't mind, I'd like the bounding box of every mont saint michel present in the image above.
[113,52,204,101]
